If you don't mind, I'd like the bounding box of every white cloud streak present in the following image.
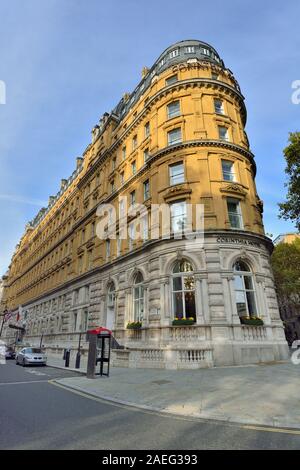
[0,194,46,207]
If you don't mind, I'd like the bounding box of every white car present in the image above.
[16,347,47,366]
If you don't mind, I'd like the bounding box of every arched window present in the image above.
[172,260,196,320]
[106,281,116,330]
[233,260,257,319]
[133,272,144,322]
[107,281,115,309]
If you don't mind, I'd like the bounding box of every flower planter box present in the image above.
[172,319,195,326]
[240,317,264,326]
[127,322,142,329]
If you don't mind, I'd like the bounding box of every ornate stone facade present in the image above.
[1,40,288,368]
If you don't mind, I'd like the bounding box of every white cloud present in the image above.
[0,194,46,206]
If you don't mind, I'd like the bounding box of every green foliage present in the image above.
[279,132,300,230]
[172,319,195,326]
[240,317,264,326]
[127,321,142,329]
[271,239,300,301]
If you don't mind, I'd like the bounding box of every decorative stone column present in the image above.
[98,294,106,326]
[255,274,273,341]
[113,291,119,329]
[124,288,132,325]
[224,273,242,342]
[205,247,226,323]
[143,283,149,327]
[221,273,240,324]
[160,277,170,327]
[194,274,206,325]
[255,275,271,324]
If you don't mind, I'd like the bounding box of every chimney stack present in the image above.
[60,179,67,190]
[76,157,83,169]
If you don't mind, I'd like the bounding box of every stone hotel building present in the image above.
[1,40,288,368]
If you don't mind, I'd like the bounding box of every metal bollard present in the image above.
[75,351,81,369]
[65,349,70,367]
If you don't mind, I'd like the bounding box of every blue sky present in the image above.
[0,0,299,276]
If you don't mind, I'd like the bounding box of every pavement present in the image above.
[3,361,300,449]
[47,355,300,430]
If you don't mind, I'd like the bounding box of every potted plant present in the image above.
[172,316,196,326]
[127,321,142,329]
[240,316,264,326]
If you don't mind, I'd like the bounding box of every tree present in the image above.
[271,238,300,303]
[279,132,300,231]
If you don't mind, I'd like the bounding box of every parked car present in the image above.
[5,347,15,359]
[15,347,47,366]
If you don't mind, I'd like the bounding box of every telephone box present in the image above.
[86,327,112,378]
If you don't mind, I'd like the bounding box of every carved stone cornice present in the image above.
[92,189,99,200]
[86,240,95,250]
[220,183,247,197]
[77,78,249,189]
[83,197,90,209]
[194,273,209,280]
[255,274,265,284]
[163,184,192,201]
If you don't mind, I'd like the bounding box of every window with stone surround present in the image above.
[227,198,243,229]
[169,161,184,185]
[167,100,180,119]
[133,271,144,322]
[165,74,178,86]
[170,200,187,233]
[222,160,235,181]
[172,260,196,321]
[144,121,150,138]
[233,260,257,319]
[168,127,182,145]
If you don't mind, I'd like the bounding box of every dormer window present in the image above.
[169,49,179,59]
[185,46,195,53]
